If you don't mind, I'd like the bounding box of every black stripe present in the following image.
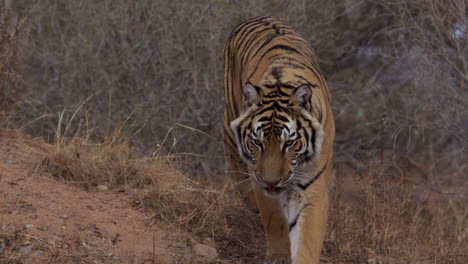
[262,93,278,98]
[259,44,300,63]
[257,116,270,122]
[282,83,297,89]
[294,75,318,88]
[310,127,316,154]
[239,27,272,59]
[266,44,300,54]
[276,114,289,122]
[238,24,269,54]
[302,128,309,153]
[246,34,278,66]
[272,23,281,34]
[297,160,328,190]
[232,17,267,47]
[294,61,323,83]
[255,105,274,116]
[288,204,309,230]
[289,216,298,230]
[250,29,280,58]
[279,62,305,70]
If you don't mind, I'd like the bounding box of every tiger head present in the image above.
[230,82,324,195]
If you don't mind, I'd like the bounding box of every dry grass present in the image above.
[0,226,141,264]
[41,133,155,189]
[325,158,467,264]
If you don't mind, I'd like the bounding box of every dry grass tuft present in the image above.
[41,134,153,189]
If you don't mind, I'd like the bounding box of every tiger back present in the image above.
[224,16,335,264]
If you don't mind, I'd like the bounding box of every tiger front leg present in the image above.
[254,186,292,264]
[288,176,329,264]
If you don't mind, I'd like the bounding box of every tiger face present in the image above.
[230,81,324,195]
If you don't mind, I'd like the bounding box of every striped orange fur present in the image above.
[224,16,335,264]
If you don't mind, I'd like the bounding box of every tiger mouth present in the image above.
[252,172,293,195]
[263,185,286,195]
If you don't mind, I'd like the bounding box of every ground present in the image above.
[0,129,213,264]
[1,129,466,264]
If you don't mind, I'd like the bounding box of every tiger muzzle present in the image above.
[254,176,287,195]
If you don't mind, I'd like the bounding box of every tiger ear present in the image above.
[243,83,261,108]
[291,84,312,110]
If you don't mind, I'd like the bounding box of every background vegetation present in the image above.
[1,0,467,263]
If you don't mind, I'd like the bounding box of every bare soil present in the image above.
[0,129,210,263]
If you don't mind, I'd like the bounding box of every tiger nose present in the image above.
[261,179,281,187]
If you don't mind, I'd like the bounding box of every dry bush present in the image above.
[343,1,467,159]
[0,4,20,123]
[325,159,467,263]
[327,0,467,206]
[372,0,468,170]
[9,0,467,175]
[12,0,349,175]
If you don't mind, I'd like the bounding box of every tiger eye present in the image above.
[253,139,262,146]
[284,140,295,148]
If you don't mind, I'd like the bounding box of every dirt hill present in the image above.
[0,129,214,263]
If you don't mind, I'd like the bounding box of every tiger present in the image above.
[223,16,335,264]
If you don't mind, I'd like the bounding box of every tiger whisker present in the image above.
[293,170,311,176]
[291,184,307,200]
[227,170,252,176]
[235,177,253,185]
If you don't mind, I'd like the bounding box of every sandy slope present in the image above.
[0,129,208,263]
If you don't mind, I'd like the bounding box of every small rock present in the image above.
[97,185,109,191]
[60,215,69,220]
[34,250,45,257]
[193,243,217,259]
[19,247,32,256]
[25,224,34,229]
[21,204,37,213]
[37,225,48,231]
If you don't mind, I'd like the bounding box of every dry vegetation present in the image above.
[0,4,20,123]
[327,160,467,263]
[1,0,467,263]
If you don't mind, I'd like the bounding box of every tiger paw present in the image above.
[264,255,292,264]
